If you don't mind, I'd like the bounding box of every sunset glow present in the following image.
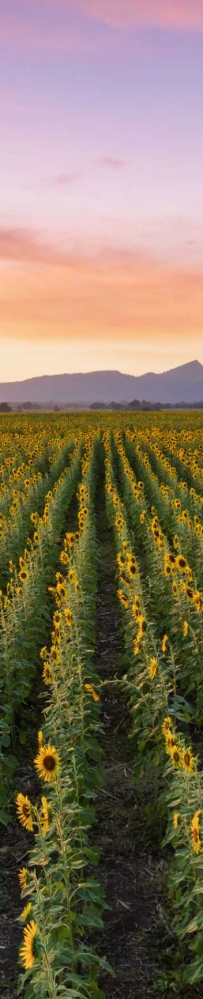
[1,0,203,379]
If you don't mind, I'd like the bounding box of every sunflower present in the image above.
[191,810,201,855]
[117,588,128,608]
[170,744,182,768]
[20,902,32,923]
[34,744,60,782]
[40,646,47,660]
[137,614,145,635]
[164,563,171,577]
[54,611,61,626]
[33,531,39,544]
[173,812,180,829]
[165,733,176,754]
[176,555,187,571]
[42,661,52,685]
[18,567,29,583]
[38,730,44,747]
[30,512,38,525]
[84,682,100,703]
[20,921,38,970]
[185,585,193,601]
[50,645,60,664]
[64,607,73,627]
[128,561,137,578]
[182,620,189,638]
[166,552,176,566]
[162,634,168,654]
[162,716,172,737]
[18,868,29,891]
[40,796,49,835]
[56,581,66,599]
[59,550,68,564]
[182,747,195,776]
[133,639,141,656]
[148,657,158,679]
[16,793,34,832]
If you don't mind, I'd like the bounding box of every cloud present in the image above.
[0,226,203,352]
[0,13,102,53]
[95,157,125,169]
[64,1,203,31]
[51,173,80,186]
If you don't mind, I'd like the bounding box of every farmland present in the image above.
[1,411,203,999]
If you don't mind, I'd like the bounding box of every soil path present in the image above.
[94,472,168,999]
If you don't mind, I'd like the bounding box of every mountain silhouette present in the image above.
[0,360,203,405]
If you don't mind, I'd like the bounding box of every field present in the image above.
[1,410,203,999]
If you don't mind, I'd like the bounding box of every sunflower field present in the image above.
[1,410,203,999]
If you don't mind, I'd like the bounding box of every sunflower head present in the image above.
[170,744,182,768]
[182,620,189,638]
[162,716,172,737]
[173,812,180,830]
[20,920,38,970]
[34,744,60,782]
[148,657,158,679]
[16,793,34,832]
[182,747,195,776]
[20,902,32,923]
[40,795,50,835]
[42,662,53,685]
[18,868,29,891]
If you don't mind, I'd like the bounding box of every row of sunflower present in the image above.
[124,430,203,588]
[103,429,203,986]
[0,434,84,822]
[0,434,75,592]
[114,432,203,727]
[16,430,109,999]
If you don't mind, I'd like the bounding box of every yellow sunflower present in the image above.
[170,744,182,768]
[191,810,201,855]
[182,620,189,637]
[173,812,180,829]
[20,920,38,970]
[34,745,60,782]
[162,634,168,654]
[162,716,172,737]
[16,793,34,832]
[18,868,29,891]
[40,795,49,834]
[64,607,73,627]
[18,567,29,583]
[84,682,100,703]
[42,661,53,685]
[20,902,32,923]
[182,747,195,776]
[148,657,158,679]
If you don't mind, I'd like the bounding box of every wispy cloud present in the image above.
[0,13,102,53]
[95,157,125,169]
[63,1,203,31]
[51,173,80,186]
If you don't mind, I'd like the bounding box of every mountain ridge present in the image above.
[0,360,203,405]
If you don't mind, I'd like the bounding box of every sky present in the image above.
[0,0,203,381]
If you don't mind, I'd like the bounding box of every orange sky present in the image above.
[1,0,203,379]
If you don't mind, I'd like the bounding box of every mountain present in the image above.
[0,361,203,405]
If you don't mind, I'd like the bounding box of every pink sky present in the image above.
[0,0,203,379]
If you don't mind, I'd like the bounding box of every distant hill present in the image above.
[0,360,203,405]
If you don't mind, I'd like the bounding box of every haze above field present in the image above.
[1,360,203,405]
[1,1,203,380]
